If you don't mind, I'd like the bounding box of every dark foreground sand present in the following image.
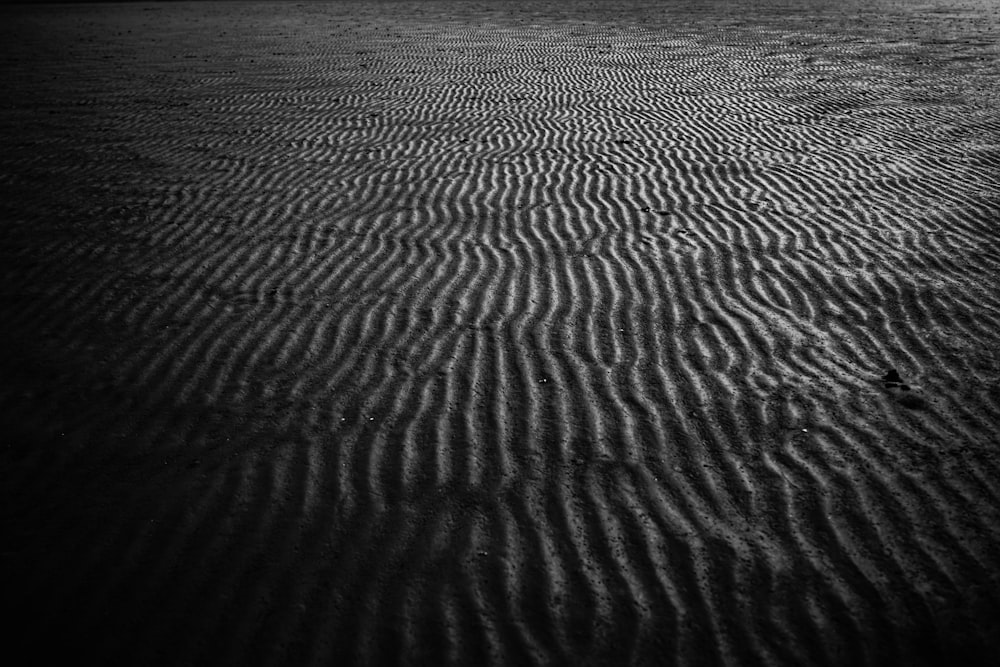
[2,0,999,664]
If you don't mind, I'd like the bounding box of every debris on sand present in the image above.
[882,368,929,408]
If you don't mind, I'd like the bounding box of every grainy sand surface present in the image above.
[2,0,1000,664]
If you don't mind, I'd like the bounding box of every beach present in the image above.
[2,0,999,664]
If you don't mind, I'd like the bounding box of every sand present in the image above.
[1,0,999,664]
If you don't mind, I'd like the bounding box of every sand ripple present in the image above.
[2,0,1000,665]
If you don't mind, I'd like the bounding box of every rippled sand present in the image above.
[2,0,999,664]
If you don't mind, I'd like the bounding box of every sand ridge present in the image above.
[1,0,999,665]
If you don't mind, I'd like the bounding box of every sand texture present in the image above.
[2,0,1000,664]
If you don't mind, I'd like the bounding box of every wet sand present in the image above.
[2,0,999,664]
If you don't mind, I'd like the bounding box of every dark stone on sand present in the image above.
[883,368,902,384]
